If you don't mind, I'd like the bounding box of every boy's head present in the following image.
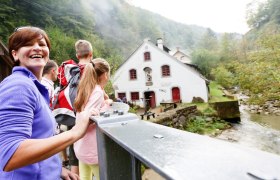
[75,40,93,60]
[43,60,58,81]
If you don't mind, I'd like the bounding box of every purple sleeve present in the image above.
[0,80,36,170]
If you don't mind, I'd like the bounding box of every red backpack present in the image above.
[52,60,81,126]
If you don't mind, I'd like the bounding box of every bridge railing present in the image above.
[91,113,280,180]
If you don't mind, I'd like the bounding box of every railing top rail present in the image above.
[92,113,280,180]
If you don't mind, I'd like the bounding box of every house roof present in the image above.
[172,49,191,58]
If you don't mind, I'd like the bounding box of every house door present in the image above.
[172,87,181,102]
[144,91,156,108]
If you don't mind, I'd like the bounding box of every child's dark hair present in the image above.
[43,60,58,75]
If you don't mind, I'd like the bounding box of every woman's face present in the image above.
[11,36,49,72]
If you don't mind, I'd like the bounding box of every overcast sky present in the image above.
[129,0,263,34]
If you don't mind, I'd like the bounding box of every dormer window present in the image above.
[161,65,170,77]
[129,69,137,80]
[144,52,151,61]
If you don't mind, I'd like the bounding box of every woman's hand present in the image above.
[71,110,91,139]
[61,167,80,180]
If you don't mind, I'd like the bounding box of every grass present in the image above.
[178,102,231,135]
[186,117,231,135]
[178,81,233,135]
[209,81,233,102]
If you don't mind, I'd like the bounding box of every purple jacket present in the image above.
[0,67,61,180]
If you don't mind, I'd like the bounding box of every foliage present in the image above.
[212,32,280,104]
[191,49,220,79]
[83,0,208,56]
[241,33,280,103]
[178,103,230,135]
[206,0,280,106]
[211,65,235,89]
[197,28,219,51]
[128,105,139,113]
[246,0,280,29]
[46,26,77,63]
[186,117,230,135]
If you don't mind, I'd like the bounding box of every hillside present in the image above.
[0,0,208,60]
[84,0,207,57]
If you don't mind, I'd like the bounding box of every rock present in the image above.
[178,115,186,125]
[191,97,205,103]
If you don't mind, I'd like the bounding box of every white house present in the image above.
[111,38,209,108]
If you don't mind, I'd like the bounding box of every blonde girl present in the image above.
[74,58,112,180]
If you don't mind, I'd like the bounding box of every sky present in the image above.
[129,0,257,34]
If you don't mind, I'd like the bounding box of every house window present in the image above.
[129,69,137,80]
[131,92,139,101]
[144,52,151,61]
[118,93,126,100]
[161,65,170,77]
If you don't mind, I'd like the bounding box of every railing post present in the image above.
[96,125,141,180]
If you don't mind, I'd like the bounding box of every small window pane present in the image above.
[162,65,170,76]
[131,92,139,100]
[130,69,137,80]
[144,52,151,61]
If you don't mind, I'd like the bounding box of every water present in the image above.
[249,112,280,131]
[216,106,280,155]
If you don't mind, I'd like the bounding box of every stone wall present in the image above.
[152,105,200,129]
[209,101,240,122]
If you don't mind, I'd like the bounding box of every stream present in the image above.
[216,105,280,155]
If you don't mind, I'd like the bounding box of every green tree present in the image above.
[197,28,218,51]
[191,49,220,79]
[211,65,235,89]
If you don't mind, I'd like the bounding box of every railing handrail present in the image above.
[92,113,280,180]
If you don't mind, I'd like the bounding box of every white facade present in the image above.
[111,39,208,108]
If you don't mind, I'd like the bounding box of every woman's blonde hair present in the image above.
[74,58,110,112]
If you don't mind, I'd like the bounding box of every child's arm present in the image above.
[102,89,113,106]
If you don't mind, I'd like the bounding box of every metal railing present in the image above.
[92,113,280,180]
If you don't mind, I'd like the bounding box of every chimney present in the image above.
[176,47,180,51]
[157,38,163,50]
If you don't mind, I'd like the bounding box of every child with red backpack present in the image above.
[53,40,94,175]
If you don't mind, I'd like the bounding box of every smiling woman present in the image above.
[0,26,92,180]
[8,26,50,78]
